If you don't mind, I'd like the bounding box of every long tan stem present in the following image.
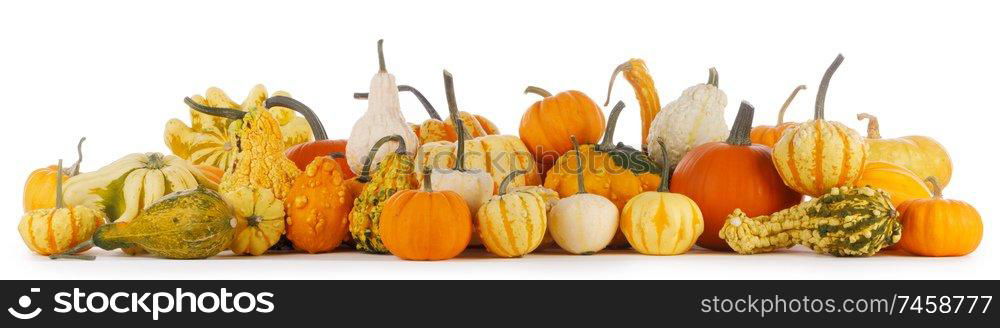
[524,86,552,98]
[777,85,807,124]
[815,54,844,120]
[604,61,630,106]
[856,113,882,139]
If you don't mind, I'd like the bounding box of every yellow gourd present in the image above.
[476,170,548,258]
[19,160,106,259]
[224,187,285,256]
[856,113,953,188]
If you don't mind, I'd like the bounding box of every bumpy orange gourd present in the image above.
[519,86,606,175]
[749,85,807,148]
[772,55,868,197]
[604,58,661,150]
[285,154,354,253]
[379,168,472,261]
[671,102,803,251]
[856,113,953,188]
[854,161,931,207]
[897,178,981,257]
[23,138,86,212]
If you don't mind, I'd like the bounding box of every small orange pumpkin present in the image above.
[671,101,803,251]
[285,154,355,253]
[519,86,606,175]
[897,178,982,257]
[854,161,931,207]
[749,85,807,147]
[379,168,472,261]
[23,138,86,212]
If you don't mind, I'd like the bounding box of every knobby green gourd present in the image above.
[719,186,901,257]
[92,186,236,259]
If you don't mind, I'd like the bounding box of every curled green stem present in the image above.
[354,85,441,120]
[498,170,528,195]
[265,95,328,140]
[184,97,247,120]
[597,101,627,151]
[357,134,405,183]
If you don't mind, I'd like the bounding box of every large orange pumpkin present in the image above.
[285,154,355,253]
[519,86,605,175]
[379,168,472,261]
[749,85,807,148]
[671,101,803,251]
[897,178,982,257]
[23,138,86,212]
[854,161,931,207]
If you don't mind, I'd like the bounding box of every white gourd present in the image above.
[346,40,419,174]
[425,71,493,214]
[546,136,619,255]
[646,68,728,169]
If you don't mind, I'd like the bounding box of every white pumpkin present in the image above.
[646,67,728,169]
[346,39,419,175]
[546,136,619,255]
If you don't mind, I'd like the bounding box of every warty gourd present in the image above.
[646,68,729,170]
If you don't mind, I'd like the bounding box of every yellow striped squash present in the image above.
[19,160,106,257]
[619,140,703,255]
[772,55,868,197]
[475,170,547,258]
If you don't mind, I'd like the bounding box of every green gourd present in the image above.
[92,186,236,259]
[719,186,901,257]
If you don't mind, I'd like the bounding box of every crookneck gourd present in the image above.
[719,186,901,257]
[93,186,236,259]
[604,58,662,150]
[62,152,218,223]
[416,72,540,192]
[349,135,418,254]
[772,55,868,197]
[164,85,315,170]
[183,95,327,201]
[23,137,86,212]
[346,39,419,175]
[749,85,807,148]
[646,68,729,170]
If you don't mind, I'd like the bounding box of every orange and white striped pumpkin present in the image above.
[475,170,548,258]
[772,55,868,197]
[18,160,106,256]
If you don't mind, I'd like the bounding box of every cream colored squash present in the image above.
[646,68,728,169]
[223,187,286,256]
[546,136,619,255]
[346,40,419,175]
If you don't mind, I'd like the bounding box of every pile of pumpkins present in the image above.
[18,41,982,261]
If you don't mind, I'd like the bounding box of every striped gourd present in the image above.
[19,160,106,257]
[719,185,901,257]
[475,170,548,258]
[772,55,868,197]
[619,140,704,255]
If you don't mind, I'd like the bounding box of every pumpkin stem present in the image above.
[354,85,441,120]
[264,95,328,140]
[856,113,882,139]
[603,61,630,106]
[498,170,527,195]
[726,101,756,146]
[597,101,627,151]
[64,137,86,176]
[357,134,404,183]
[421,167,434,192]
[524,86,553,98]
[570,135,587,195]
[454,118,468,172]
[925,177,943,198]
[377,39,386,73]
[655,139,671,193]
[443,70,473,141]
[815,54,844,120]
[777,85,807,124]
[328,152,346,159]
[707,67,719,87]
[184,97,247,120]
[49,241,95,261]
[55,159,65,209]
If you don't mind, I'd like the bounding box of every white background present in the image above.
[1,0,996,279]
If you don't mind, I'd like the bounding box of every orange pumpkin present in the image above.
[749,85,807,148]
[854,161,931,207]
[195,164,225,185]
[670,101,803,251]
[23,138,86,212]
[897,178,982,257]
[284,154,355,253]
[519,86,606,175]
[379,168,472,261]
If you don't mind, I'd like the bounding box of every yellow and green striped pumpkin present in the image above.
[772,55,868,197]
[475,170,547,258]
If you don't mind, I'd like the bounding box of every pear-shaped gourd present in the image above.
[547,136,619,255]
[424,71,494,214]
[646,68,729,170]
[346,39,419,175]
